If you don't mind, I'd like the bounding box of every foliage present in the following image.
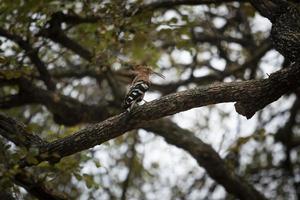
[0,0,299,200]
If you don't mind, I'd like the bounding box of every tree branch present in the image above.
[0,62,298,165]
[14,172,67,200]
[0,113,47,149]
[42,62,300,161]
[250,1,300,63]
[249,0,290,22]
[0,28,56,91]
[0,78,113,125]
[0,138,67,200]
[37,12,94,61]
[145,119,266,200]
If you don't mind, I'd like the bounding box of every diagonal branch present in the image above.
[0,28,56,91]
[0,109,268,199]
[249,0,291,22]
[145,119,266,200]
[0,137,67,200]
[41,62,300,162]
[0,78,113,126]
[0,113,47,149]
[250,0,300,63]
[37,12,94,61]
[14,172,67,200]
[0,62,298,165]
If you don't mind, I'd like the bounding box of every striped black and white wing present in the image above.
[123,81,149,110]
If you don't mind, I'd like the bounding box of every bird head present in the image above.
[133,65,165,79]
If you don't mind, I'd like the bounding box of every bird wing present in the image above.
[123,81,149,109]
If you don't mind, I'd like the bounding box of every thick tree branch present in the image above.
[0,94,32,109]
[0,113,268,199]
[145,119,266,200]
[0,62,299,166]
[0,78,114,125]
[249,0,290,22]
[250,1,300,63]
[0,113,47,149]
[39,62,300,161]
[0,111,267,200]
[46,11,101,25]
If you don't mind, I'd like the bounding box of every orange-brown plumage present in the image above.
[131,65,157,85]
[123,65,164,111]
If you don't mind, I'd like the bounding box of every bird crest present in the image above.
[131,65,165,83]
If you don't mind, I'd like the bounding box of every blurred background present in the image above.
[0,0,299,199]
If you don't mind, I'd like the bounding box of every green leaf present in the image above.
[83,173,95,189]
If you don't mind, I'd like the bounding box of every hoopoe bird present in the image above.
[123,65,165,111]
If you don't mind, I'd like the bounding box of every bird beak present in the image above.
[152,71,165,79]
